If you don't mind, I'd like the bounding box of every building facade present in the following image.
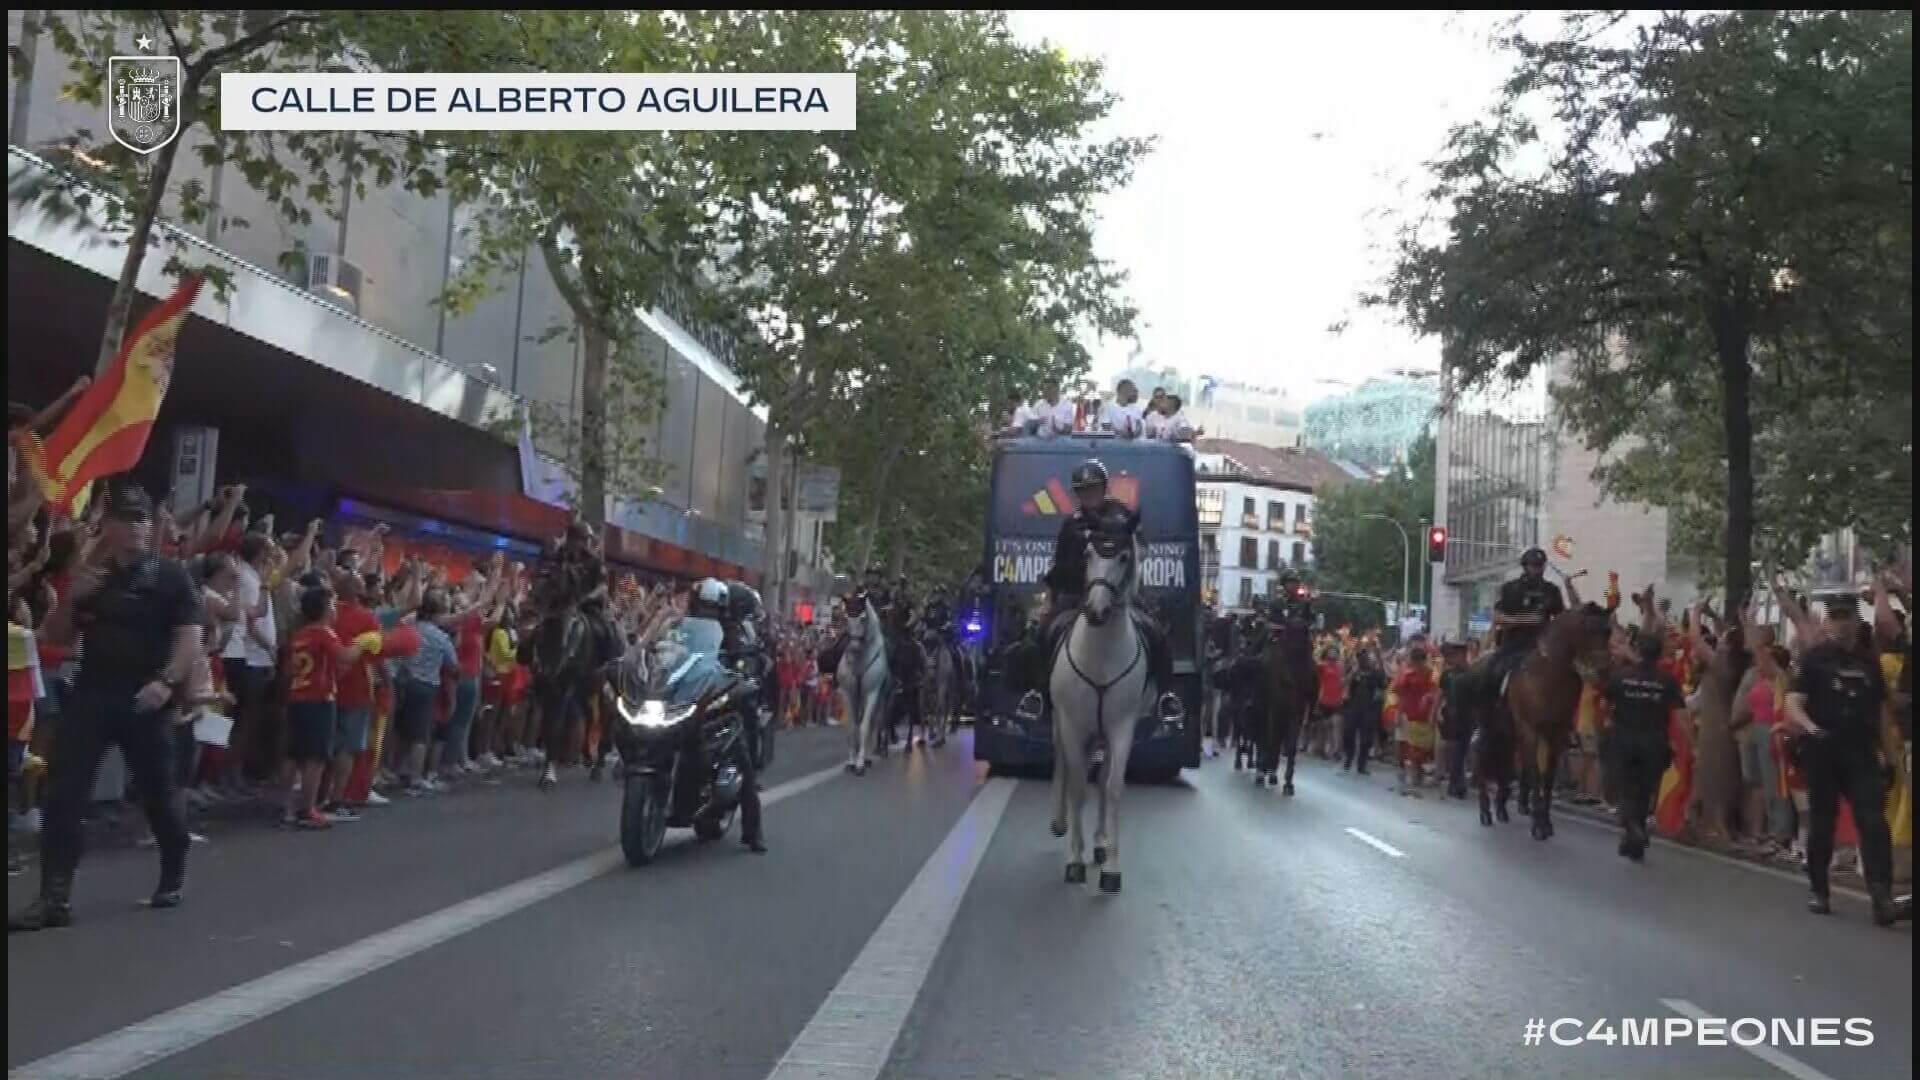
[1189,377,1304,450]
[1194,440,1349,612]
[6,13,837,601]
[1430,358,1696,640]
[1303,375,1439,473]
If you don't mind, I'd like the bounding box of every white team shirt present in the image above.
[1162,410,1196,442]
[1100,400,1144,438]
[1142,409,1170,439]
[1005,402,1038,435]
[1042,399,1077,437]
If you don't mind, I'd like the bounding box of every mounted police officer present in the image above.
[1030,458,1181,725]
[1479,547,1567,696]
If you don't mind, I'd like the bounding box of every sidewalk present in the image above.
[1207,738,1912,888]
[8,755,553,867]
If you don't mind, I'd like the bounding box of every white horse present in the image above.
[1048,527,1150,894]
[837,596,890,776]
[922,636,956,749]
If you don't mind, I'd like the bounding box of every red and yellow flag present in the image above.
[30,273,204,515]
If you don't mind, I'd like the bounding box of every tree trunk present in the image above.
[96,93,191,373]
[578,321,610,529]
[763,420,788,610]
[854,441,907,574]
[10,11,42,147]
[1715,314,1755,611]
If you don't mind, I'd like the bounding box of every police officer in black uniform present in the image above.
[1480,548,1567,693]
[1601,633,1682,861]
[1786,596,1910,925]
[1033,459,1181,724]
[11,487,204,932]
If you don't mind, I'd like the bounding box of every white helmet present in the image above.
[689,578,730,621]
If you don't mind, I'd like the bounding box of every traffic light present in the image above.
[1427,525,1447,562]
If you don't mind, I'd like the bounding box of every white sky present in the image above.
[1006,10,1518,404]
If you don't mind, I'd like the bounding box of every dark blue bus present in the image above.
[972,435,1203,781]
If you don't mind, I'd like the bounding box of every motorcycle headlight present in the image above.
[622,698,696,730]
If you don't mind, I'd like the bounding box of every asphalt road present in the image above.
[7,727,1912,1080]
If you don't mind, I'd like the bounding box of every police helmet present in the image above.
[1520,547,1548,567]
[725,581,764,623]
[691,577,729,619]
[1070,460,1110,491]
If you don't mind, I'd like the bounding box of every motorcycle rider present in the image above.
[660,580,764,849]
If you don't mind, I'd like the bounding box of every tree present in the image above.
[697,10,1145,610]
[1375,10,1912,608]
[14,10,459,372]
[359,11,711,527]
[1311,434,1434,625]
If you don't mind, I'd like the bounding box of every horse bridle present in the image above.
[1081,538,1137,623]
[1062,538,1145,754]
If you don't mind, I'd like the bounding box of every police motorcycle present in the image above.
[606,635,761,868]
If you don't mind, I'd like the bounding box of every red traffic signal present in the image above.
[1427,526,1447,562]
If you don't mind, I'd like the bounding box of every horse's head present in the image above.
[1083,524,1139,627]
[844,593,874,643]
[1555,602,1616,683]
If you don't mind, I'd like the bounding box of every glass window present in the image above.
[1239,537,1258,568]
[1238,577,1253,608]
[1293,541,1307,566]
[1268,501,1284,530]
[1267,540,1280,568]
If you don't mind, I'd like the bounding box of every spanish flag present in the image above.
[1653,706,1693,838]
[28,273,204,515]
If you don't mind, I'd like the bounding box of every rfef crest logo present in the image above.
[108,51,182,155]
[1020,473,1139,516]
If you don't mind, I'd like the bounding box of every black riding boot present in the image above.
[9,872,74,932]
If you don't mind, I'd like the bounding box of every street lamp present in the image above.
[1363,512,1410,627]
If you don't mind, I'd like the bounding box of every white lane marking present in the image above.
[767,777,1016,1080]
[1660,998,1839,1080]
[1554,808,1870,901]
[9,761,847,1080]
[1344,826,1406,859]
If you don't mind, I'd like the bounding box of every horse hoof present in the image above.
[1098,871,1122,894]
[1495,804,1510,824]
[1050,820,1067,838]
[1065,862,1087,885]
[1531,821,1549,841]
[1093,845,1107,866]
[853,762,869,777]
[1282,783,1295,797]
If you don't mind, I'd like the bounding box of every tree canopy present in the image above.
[1375,9,1912,607]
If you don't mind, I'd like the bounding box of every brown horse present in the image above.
[1502,603,1616,840]
[1259,637,1313,793]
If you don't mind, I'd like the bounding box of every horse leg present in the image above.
[842,687,860,770]
[1050,709,1068,838]
[1281,698,1301,795]
[1533,735,1558,841]
[1060,727,1088,884]
[1098,715,1136,893]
